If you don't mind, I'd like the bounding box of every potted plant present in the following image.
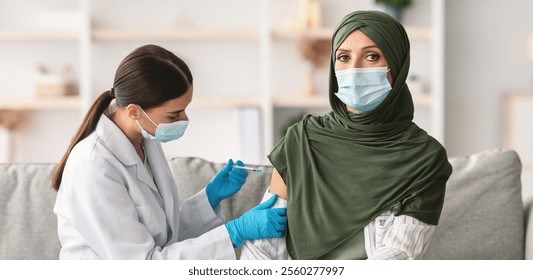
[375,0,412,22]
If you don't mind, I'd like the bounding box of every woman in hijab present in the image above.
[240,10,452,260]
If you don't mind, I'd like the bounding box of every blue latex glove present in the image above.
[206,159,248,210]
[225,195,287,248]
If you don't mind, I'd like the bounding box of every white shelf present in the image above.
[404,27,433,40]
[189,96,261,109]
[92,28,260,42]
[272,28,332,40]
[0,29,79,42]
[0,94,430,111]
[0,28,260,43]
[273,93,433,109]
[273,95,329,108]
[272,26,432,41]
[0,96,263,111]
[412,93,433,107]
[0,96,81,110]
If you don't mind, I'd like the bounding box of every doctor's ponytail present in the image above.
[51,91,114,191]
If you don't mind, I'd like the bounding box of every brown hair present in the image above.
[51,44,193,191]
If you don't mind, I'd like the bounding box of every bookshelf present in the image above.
[0,0,445,163]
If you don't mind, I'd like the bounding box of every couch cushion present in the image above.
[423,149,524,259]
[168,157,273,222]
[0,163,60,260]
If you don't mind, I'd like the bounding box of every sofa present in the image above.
[1,148,531,259]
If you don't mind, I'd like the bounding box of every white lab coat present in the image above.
[53,115,235,259]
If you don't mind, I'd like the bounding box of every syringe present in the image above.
[233,165,263,173]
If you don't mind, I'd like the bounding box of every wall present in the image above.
[444,0,533,200]
[444,0,533,156]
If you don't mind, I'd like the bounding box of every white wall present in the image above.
[444,0,533,156]
[444,0,533,201]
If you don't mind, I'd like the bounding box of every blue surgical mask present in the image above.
[136,107,188,143]
[334,67,392,112]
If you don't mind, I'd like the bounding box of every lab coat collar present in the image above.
[96,115,138,166]
[96,115,158,193]
[96,115,177,239]
[144,140,178,241]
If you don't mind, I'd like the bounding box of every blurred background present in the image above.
[0,0,532,198]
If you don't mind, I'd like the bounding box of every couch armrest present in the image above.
[525,197,533,260]
[423,149,524,259]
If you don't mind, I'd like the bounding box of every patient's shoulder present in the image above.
[269,168,287,200]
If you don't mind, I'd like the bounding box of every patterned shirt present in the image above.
[240,191,435,260]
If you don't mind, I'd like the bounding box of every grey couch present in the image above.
[1,149,531,259]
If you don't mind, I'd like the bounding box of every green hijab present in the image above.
[268,10,452,260]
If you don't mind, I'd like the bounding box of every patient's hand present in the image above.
[268,168,287,200]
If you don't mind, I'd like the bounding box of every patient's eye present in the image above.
[365,53,380,62]
[337,53,350,62]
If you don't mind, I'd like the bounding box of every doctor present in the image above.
[51,44,287,259]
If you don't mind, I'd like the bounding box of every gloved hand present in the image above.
[225,195,287,248]
[206,159,248,210]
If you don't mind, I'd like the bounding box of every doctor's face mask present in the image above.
[136,106,189,143]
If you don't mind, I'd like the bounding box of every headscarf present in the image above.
[268,10,452,260]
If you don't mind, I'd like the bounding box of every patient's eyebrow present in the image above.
[336,45,380,53]
[361,44,379,50]
[337,48,350,53]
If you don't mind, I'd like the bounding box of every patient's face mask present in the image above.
[136,107,188,143]
[334,67,392,112]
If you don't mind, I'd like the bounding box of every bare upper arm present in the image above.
[268,168,287,200]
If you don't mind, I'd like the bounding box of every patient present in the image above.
[240,10,452,260]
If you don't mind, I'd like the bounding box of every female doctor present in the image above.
[51,44,287,259]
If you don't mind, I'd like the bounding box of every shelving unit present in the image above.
[0,96,81,110]
[92,28,260,42]
[272,26,432,41]
[189,96,261,109]
[0,0,445,164]
[0,30,78,42]
[272,93,433,109]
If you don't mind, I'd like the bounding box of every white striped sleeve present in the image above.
[365,211,436,260]
[239,190,291,260]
